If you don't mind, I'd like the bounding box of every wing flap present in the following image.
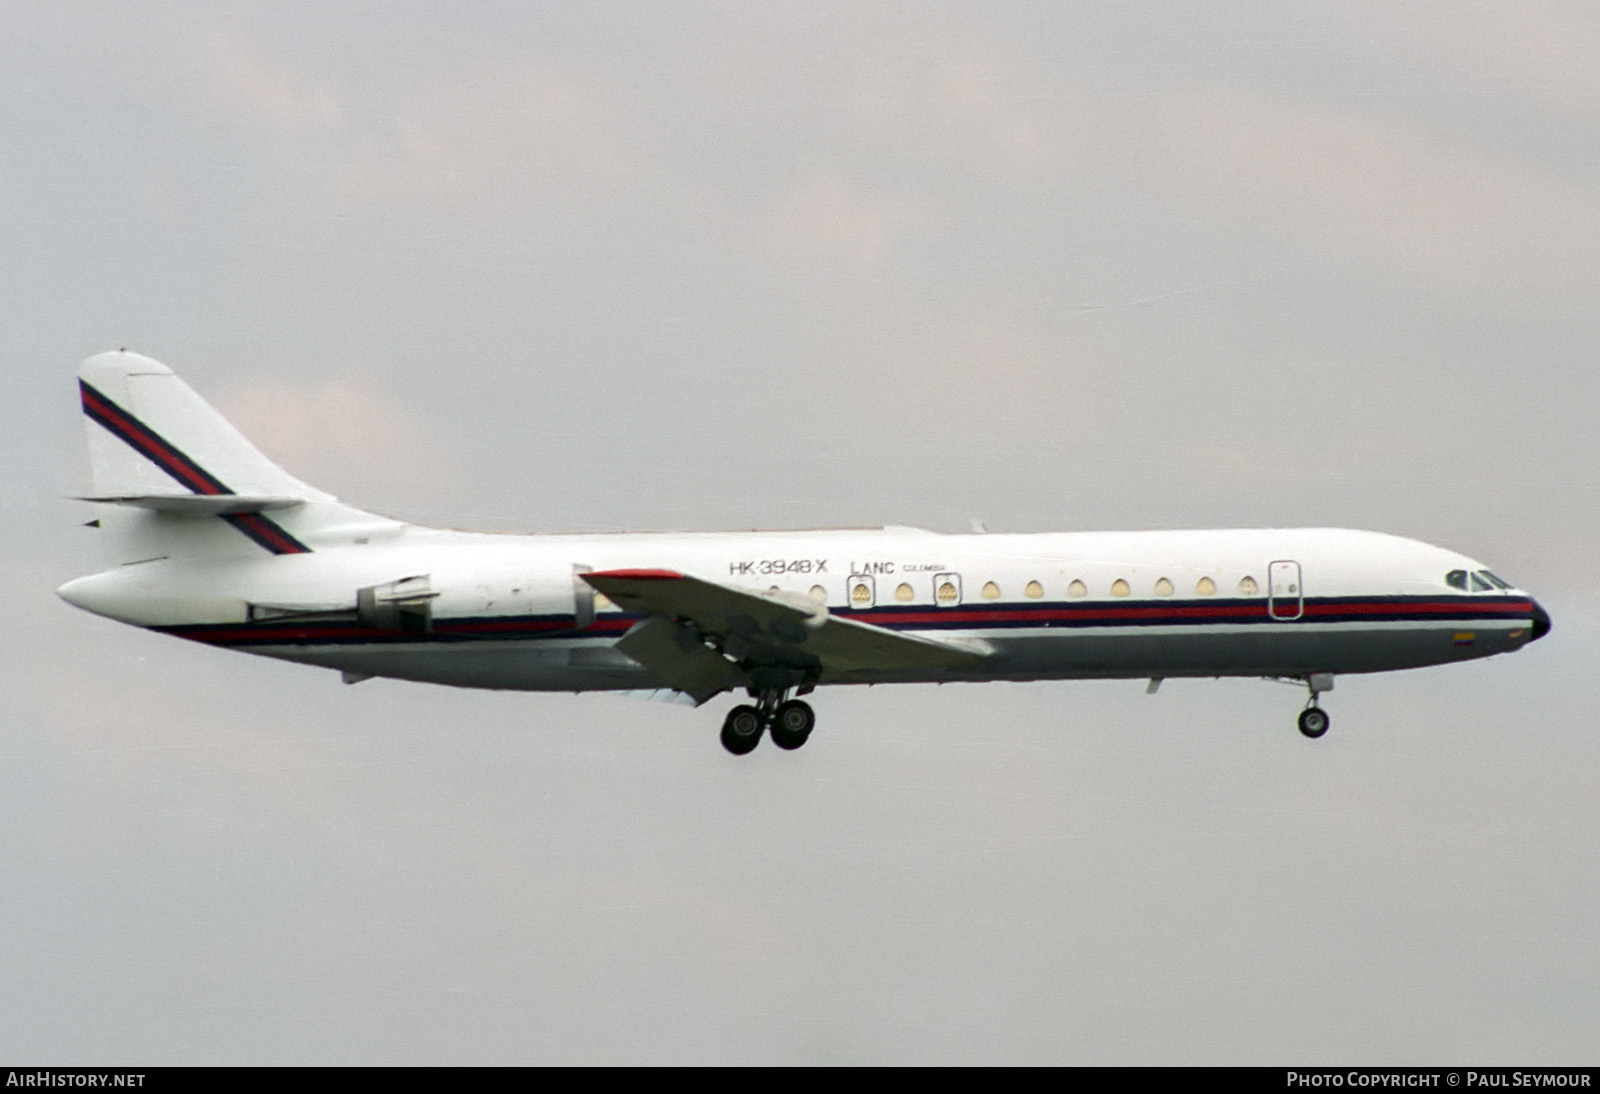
[613,615,745,704]
[583,569,988,681]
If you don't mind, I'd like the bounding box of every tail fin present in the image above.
[77,351,397,563]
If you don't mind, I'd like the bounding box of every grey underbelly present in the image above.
[259,639,655,691]
[921,621,1525,682]
[235,619,1526,692]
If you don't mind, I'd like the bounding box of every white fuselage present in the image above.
[59,523,1546,694]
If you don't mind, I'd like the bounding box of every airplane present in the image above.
[58,350,1550,755]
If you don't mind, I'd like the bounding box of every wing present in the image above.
[583,569,990,701]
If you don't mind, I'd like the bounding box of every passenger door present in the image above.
[1268,560,1303,620]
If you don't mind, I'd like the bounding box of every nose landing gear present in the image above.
[1297,673,1333,739]
[1298,704,1330,739]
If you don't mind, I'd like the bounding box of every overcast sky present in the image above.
[3,1,1597,1064]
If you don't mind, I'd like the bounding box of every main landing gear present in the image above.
[720,705,764,755]
[720,688,816,756]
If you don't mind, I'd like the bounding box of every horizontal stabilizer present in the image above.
[75,493,307,515]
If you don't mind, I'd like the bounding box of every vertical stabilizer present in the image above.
[76,351,400,563]
[79,351,333,502]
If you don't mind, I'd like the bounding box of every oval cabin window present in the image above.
[1154,577,1174,597]
[1024,580,1043,599]
[1195,576,1216,597]
[982,581,1001,600]
[1111,578,1130,597]
[808,585,828,604]
[937,581,959,605]
[895,582,914,602]
[1238,576,1259,596]
[1068,579,1087,598]
[851,582,872,605]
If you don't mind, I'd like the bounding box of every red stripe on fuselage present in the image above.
[587,568,685,581]
[165,614,634,645]
[1303,600,1532,617]
[842,598,1533,627]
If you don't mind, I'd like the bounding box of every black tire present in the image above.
[1298,706,1330,739]
[769,700,815,751]
[721,704,764,755]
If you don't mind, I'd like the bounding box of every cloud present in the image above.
[147,24,640,221]
[200,32,344,140]
[216,374,457,504]
[763,175,937,267]
[848,54,1050,179]
[332,63,638,213]
[1140,83,1600,300]
[1339,0,1600,121]
[824,27,1600,310]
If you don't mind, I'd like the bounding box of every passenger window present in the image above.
[808,585,828,604]
[895,582,914,602]
[1154,577,1174,597]
[1195,577,1216,596]
[851,579,873,606]
[935,573,962,606]
[1067,579,1087,598]
[982,581,1001,600]
[1111,578,1130,597]
[1445,570,1468,591]
[1239,576,1259,596]
[1024,580,1043,599]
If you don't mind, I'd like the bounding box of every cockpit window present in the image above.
[1470,572,1493,592]
[1479,571,1513,590]
[1445,570,1468,591]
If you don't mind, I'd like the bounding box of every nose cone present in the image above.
[1529,600,1552,641]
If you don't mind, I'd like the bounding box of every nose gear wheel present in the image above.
[1298,705,1329,739]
